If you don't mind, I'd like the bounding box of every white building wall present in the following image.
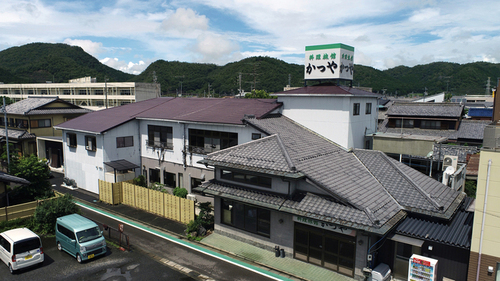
[278,95,378,149]
[63,131,104,194]
[140,119,265,191]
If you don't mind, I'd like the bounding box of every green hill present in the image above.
[1,42,499,97]
[0,43,133,83]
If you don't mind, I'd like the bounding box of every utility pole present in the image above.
[2,97,10,173]
[174,76,185,97]
[153,71,160,97]
[207,83,211,98]
[104,76,109,109]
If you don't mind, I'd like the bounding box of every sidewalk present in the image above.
[50,172,354,281]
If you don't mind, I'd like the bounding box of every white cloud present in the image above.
[161,8,208,34]
[100,57,150,74]
[192,32,240,64]
[63,39,104,57]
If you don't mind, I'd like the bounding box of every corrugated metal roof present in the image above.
[468,108,492,117]
[395,197,474,249]
[55,97,282,133]
[274,84,380,97]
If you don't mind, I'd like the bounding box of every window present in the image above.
[365,103,372,114]
[63,89,71,95]
[395,119,414,128]
[149,168,160,184]
[30,119,51,128]
[41,90,47,95]
[421,120,441,129]
[94,89,103,95]
[163,171,176,187]
[78,90,87,95]
[67,133,77,147]
[189,129,238,154]
[221,170,272,188]
[15,119,28,128]
[116,136,134,148]
[222,199,270,237]
[120,90,131,95]
[191,177,202,189]
[85,136,96,151]
[252,133,262,140]
[148,125,173,149]
[353,103,360,115]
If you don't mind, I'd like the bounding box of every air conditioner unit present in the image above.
[442,155,458,171]
[368,263,391,281]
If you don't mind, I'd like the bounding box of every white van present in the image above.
[0,228,44,274]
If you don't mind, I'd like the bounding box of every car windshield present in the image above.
[76,226,101,243]
[14,237,41,255]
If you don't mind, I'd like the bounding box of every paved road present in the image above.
[79,204,281,281]
[0,235,195,281]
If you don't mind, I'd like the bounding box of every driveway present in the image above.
[0,236,195,281]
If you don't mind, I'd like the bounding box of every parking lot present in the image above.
[0,236,195,281]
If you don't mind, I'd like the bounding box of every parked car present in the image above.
[55,214,106,263]
[0,228,44,274]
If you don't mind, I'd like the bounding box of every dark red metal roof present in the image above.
[55,97,282,133]
[274,85,379,97]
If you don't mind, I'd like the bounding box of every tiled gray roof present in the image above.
[433,144,480,162]
[6,97,90,116]
[456,120,490,140]
[201,114,464,234]
[378,117,489,142]
[386,102,463,118]
[395,197,474,249]
[26,108,92,115]
[6,97,59,114]
[0,128,36,139]
[202,134,303,177]
[353,149,464,219]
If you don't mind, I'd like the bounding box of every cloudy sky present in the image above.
[1,0,499,75]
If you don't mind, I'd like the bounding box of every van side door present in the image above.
[58,225,77,254]
[0,235,11,266]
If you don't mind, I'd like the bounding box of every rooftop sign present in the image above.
[304,43,354,81]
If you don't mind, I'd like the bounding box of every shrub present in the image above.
[185,202,214,240]
[32,194,80,234]
[173,187,188,198]
[0,217,33,233]
[133,175,147,187]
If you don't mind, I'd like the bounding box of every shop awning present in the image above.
[389,234,425,247]
[103,160,139,171]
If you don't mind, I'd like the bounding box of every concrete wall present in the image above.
[278,95,378,149]
[469,149,500,280]
[373,136,436,157]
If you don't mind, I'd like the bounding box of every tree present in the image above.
[9,154,52,201]
[244,89,276,99]
[33,194,80,234]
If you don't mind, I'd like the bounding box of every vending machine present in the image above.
[408,254,438,281]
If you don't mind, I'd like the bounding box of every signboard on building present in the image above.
[304,43,354,81]
[294,216,356,237]
[409,254,438,281]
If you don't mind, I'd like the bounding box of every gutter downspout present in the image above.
[476,159,492,281]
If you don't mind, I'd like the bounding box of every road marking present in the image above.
[77,201,292,281]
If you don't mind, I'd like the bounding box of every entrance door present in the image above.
[308,232,323,266]
[294,224,356,277]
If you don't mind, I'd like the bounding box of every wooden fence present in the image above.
[0,195,61,222]
[99,180,195,224]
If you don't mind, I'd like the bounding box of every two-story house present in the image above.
[55,97,282,194]
[195,114,465,280]
[375,102,490,178]
[0,97,91,168]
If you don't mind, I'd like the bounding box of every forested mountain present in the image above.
[0,43,133,83]
[1,43,499,96]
